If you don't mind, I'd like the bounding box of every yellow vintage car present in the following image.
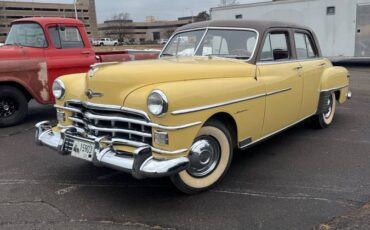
[35,20,351,194]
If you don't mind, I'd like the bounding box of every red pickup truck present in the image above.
[0,17,158,127]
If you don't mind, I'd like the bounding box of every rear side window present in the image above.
[49,26,84,49]
[260,32,290,61]
[294,32,318,59]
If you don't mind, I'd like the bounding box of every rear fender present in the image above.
[320,66,349,104]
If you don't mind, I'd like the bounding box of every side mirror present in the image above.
[58,26,66,32]
[273,49,289,60]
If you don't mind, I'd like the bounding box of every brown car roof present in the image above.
[176,20,313,34]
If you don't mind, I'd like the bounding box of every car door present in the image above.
[293,30,326,118]
[45,24,96,94]
[257,29,304,136]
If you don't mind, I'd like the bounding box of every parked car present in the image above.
[35,20,351,194]
[0,43,4,47]
[93,38,119,46]
[0,17,158,126]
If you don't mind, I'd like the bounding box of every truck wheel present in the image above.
[171,120,233,194]
[100,43,104,46]
[0,86,28,127]
[313,92,337,129]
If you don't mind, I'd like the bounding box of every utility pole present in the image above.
[74,0,78,19]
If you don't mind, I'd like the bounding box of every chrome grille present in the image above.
[65,101,152,145]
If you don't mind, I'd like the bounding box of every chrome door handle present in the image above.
[319,63,326,67]
[82,51,91,55]
[293,66,303,70]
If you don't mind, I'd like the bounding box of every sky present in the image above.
[0,0,268,22]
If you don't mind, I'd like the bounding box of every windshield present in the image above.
[161,29,258,60]
[5,23,47,48]
[161,29,206,57]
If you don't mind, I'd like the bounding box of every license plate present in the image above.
[71,140,94,162]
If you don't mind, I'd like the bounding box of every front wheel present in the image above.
[171,120,233,194]
[0,86,28,127]
[313,92,337,129]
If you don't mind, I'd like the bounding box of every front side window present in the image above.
[49,26,84,49]
[260,32,290,61]
[161,29,258,60]
[5,23,47,48]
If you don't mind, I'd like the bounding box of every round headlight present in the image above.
[147,90,168,116]
[52,79,65,100]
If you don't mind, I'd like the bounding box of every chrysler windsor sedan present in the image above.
[35,20,351,194]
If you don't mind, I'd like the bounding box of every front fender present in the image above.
[124,77,266,156]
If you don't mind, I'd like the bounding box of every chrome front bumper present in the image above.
[35,121,190,179]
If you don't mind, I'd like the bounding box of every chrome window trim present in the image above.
[160,27,260,62]
[320,84,349,92]
[171,88,291,115]
[256,57,323,65]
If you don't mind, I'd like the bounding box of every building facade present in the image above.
[98,17,196,43]
[0,0,98,42]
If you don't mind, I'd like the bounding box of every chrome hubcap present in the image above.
[187,136,221,178]
[0,98,17,118]
[324,97,333,118]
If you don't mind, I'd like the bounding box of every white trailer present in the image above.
[211,0,370,61]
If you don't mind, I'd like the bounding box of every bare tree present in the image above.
[219,0,239,7]
[109,13,131,42]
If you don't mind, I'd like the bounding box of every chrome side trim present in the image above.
[171,93,266,115]
[320,84,349,92]
[239,113,316,149]
[171,87,291,115]
[266,88,292,96]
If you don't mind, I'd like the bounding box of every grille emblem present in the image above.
[85,90,104,99]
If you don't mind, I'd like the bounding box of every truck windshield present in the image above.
[161,29,258,60]
[5,23,47,48]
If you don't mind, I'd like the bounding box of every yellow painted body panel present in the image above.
[54,56,350,159]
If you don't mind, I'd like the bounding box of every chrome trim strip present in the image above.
[160,27,260,62]
[55,104,82,114]
[87,125,152,138]
[171,93,266,115]
[172,87,293,115]
[256,58,323,65]
[84,112,202,131]
[266,88,292,96]
[320,84,349,92]
[90,62,119,70]
[66,100,151,121]
[239,113,316,149]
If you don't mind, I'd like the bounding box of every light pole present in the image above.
[74,0,78,19]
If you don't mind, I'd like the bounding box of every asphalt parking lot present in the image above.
[0,66,369,230]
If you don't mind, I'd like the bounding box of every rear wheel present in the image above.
[0,86,28,127]
[313,92,337,129]
[171,120,233,194]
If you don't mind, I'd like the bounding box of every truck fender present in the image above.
[0,77,50,104]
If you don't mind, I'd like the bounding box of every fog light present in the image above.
[154,131,169,145]
[57,110,66,122]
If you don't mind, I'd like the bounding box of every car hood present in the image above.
[0,45,28,60]
[85,56,256,105]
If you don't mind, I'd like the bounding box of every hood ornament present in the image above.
[85,90,104,99]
